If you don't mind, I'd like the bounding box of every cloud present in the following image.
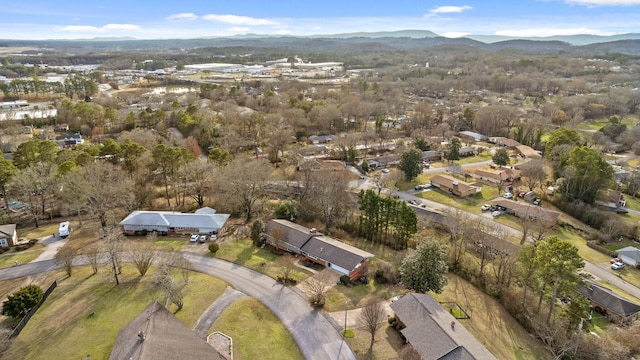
[56,24,140,33]
[166,13,198,21]
[566,0,640,5]
[56,25,102,33]
[202,14,279,26]
[495,27,617,37]
[103,24,140,30]
[430,5,473,14]
[228,27,250,33]
[442,31,471,38]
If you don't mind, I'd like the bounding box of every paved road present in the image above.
[193,286,247,338]
[349,163,640,302]
[0,253,356,360]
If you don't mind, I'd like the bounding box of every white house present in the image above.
[617,246,640,267]
[119,208,230,236]
[0,224,18,248]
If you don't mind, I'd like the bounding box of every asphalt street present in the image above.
[0,252,356,360]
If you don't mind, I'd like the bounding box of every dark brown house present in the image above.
[579,283,640,325]
[265,219,374,280]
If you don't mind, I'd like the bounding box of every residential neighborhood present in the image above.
[2,14,640,360]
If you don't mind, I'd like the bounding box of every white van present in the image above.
[58,221,71,238]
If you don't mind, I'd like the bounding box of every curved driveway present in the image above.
[0,253,356,360]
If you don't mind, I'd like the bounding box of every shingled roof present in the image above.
[390,293,497,360]
[579,283,640,318]
[109,301,226,360]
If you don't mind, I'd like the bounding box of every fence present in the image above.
[8,280,57,338]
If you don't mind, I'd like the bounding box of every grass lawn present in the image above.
[346,325,405,360]
[417,183,500,213]
[2,265,227,360]
[627,157,640,168]
[435,274,549,360]
[624,195,640,211]
[0,245,44,269]
[216,238,311,283]
[554,226,610,265]
[17,223,61,240]
[587,312,610,333]
[576,116,638,131]
[155,237,186,251]
[210,297,304,360]
[324,281,405,312]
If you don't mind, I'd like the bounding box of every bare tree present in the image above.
[359,298,386,349]
[128,234,157,276]
[222,158,273,221]
[155,251,192,311]
[519,159,548,191]
[55,247,75,277]
[277,255,297,285]
[83,243,100,275]
[103,226,124,285]
[306,271,330,308]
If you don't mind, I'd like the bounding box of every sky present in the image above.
[2,0,640,40]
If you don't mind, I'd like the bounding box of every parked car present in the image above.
[209,234,217,241]
[533,199,542,206]
[503,192,513,199]
[415,185,424,190]
[189,234,198,243]
[199,235,207,243]
[611,262,625,270]
[408,200,417,205]
[492,210,502,217]
[481,204,491,211]
[517,192,526,198]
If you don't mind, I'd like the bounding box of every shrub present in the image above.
[250,220,264,247]
[14,245,25,252]
[374,260,400,285]
[343,329,355,338]
[28,239,38,246]
[2,285,44,318]
[208,243,219,254]
[339,275,351,286]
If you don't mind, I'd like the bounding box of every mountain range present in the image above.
[1,30,639,55]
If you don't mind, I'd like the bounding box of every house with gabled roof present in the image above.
[109,301,228,360]
[264,219,374,280]
[0,224,17,248]
[579,282,640,325]
[430,175,482,197]
[490,198,561,225]
[474,167,521,184]
[119,208,230,236]
[390,293,497,360]
[616,246,640,267]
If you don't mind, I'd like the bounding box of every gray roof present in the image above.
[300,235,374,272]
[109,301,226,360]
[265,220,374,271]
[390,293,496,360]
[458,131,487,141]
[579,283,640,318]
[265,219,320,249]
[194,206,217,215]
[0,224,16,238]
[119,210,229,230]
[617,246,640,262]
